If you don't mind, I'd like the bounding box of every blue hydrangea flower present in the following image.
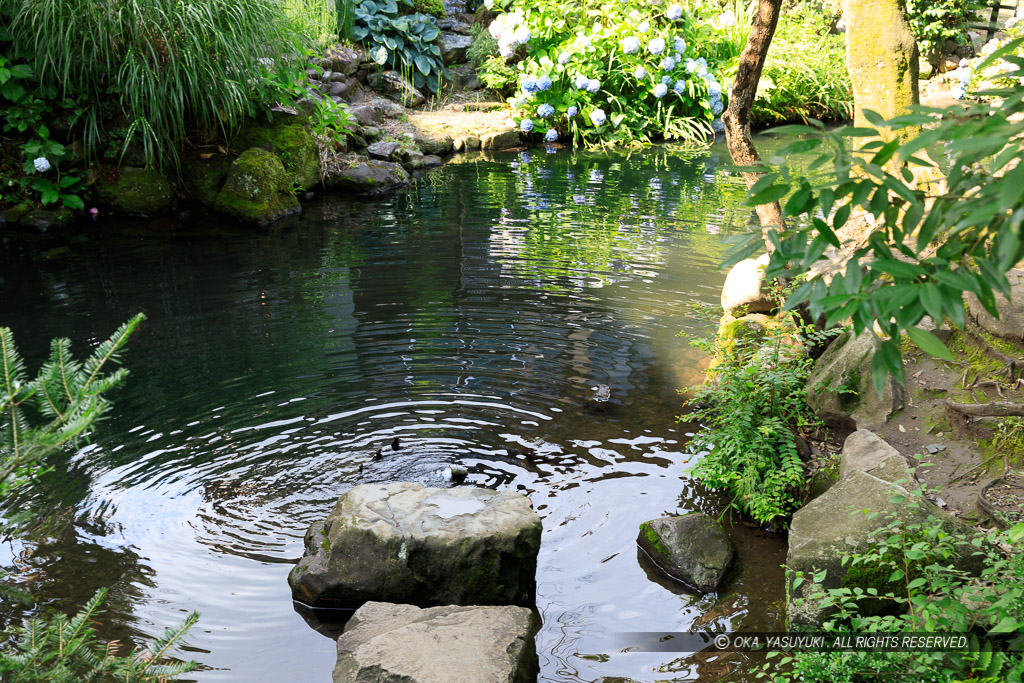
[483,0,493,7]
[522,76,539,93]
[674,36,686,53]
[685,58,697,73]
[667,3,683,19]
[697,57,707,68]
[653,83,668,98]
[711,94,724,115]
[520,118,534,132]
[639,20,651,33]
[558,51,571,65]
[711,118,725,134]
[648,37,665,55]
[537,76,552,91]
[634,65,647,79]
[708,80,722,96]
[586,78,601,93]
[951,83,966,100]
[575,74,590,89]
[695,63,708,78]
[566,105,578,117]
[590,108,607,126]
[661,56,676,71]
[537,103,555,118]
[513,26,531,44]
[622,36,640,54]
[673,79,685,94]
[661,75,672,85]
[545,128,558,142]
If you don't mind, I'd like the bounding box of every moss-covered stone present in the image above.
[235,114,320,191]
[213,148,300,226]
[93,166,175,216]
[179,154,233,207]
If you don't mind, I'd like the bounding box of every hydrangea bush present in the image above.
[486,0,735,145]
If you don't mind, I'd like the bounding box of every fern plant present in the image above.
[0,588,198,682]
[0,313,145,498]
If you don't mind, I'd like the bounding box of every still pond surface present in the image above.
[1,142,787,682]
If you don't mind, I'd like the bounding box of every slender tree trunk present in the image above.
[722,0,785,247]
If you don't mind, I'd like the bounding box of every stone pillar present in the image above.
[842,0,919,128]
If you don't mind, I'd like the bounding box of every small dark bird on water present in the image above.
[391,437,400,451]
[373,447,383,461]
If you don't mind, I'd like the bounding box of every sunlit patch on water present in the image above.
[0,141,789,682]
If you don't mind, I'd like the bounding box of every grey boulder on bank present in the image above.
[333,601,539,683]
[288,482,541,608]
[636,513,734,592]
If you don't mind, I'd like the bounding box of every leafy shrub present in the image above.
[768,514,1024,682]
[354,0,446,93]
[467,25,518,93]
[0,589,197,683]
[684,307,830,526]
[906,0,982,59]
[727,39,1024,389]
[7,0,328,171]
[751,2,852,126]
[487,0,734,145]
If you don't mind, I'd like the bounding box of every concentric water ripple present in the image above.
[1,142,787,682]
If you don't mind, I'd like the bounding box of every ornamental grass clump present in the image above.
[9,0,331,171]
[487,0,737,145]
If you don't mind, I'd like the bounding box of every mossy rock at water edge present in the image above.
[636,513,734,593]
[213,148,300,226]
[235,114,321,191]
[324,159,410,196]
[179,154,233,208]
[92,166,176,216]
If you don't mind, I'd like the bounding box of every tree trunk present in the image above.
[722,0,785,246]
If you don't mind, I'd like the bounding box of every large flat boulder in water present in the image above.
[840,429,915,486]
[325,159,409,196]
[333,601,538,683]
[288,482,541,608]
[637,513,734,592]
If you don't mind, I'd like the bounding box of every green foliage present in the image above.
[0,315,145,498]
[684,309,831,525]
[766,513,1024,682]
[7,0,329,171]
[906,0,981,58]
[310,98,356,146]
[405,0,446,20]
[353,0,446,93]
[750,2,852,126]
[0,588,198,683]
[726,39,1024,393]
[468,25,519,94]
[489,0,738,145]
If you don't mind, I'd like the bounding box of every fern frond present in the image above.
[81,313,145,391]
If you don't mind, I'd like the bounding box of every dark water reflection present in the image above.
[0,142,786,682]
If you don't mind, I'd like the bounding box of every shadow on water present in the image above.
[0,141,787,681]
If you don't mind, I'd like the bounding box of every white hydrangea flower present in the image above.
[33,157,51,173]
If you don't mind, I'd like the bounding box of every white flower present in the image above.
[33,157,51,173]
[629,10,641,21]
[499,40,515,58]
[257,57,274,68]
[513,25,531,44]
[484,0,493,7]
[576,35,592,48]
[1008,15,1019,28]
[622,36,641,54]
[648,37,665,54]
[959,58,970,68]
[951,83,966,100]
[667,3,682,19]
[586,78,601,93]
[709,80,722,96]
[653,82,668,98]
[639,20,651,33]
[590,108,607,126]
[719,10,736,27]
[558,51,571,65]
[634,65,647,79]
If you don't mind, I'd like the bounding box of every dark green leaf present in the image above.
[907,326,954,361]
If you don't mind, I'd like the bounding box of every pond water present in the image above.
[0,142,787,682]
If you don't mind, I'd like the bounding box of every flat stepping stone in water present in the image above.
[636,513,734,593]
[333,601,538,683]
[288,482,541,608]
